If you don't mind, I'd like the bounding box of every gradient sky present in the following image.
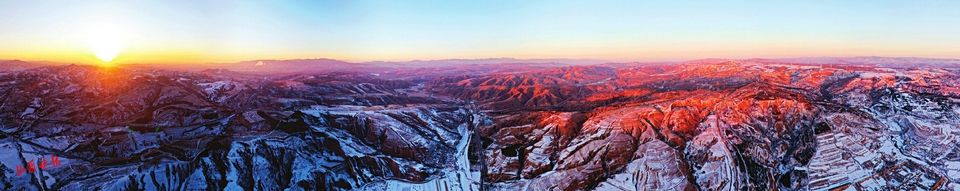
[1,0,958,64]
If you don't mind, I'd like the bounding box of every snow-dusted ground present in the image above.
[362,122,479,191]
[2,59,960,190]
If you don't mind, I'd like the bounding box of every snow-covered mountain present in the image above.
[1,57,959,190]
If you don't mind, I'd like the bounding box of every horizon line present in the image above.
[5,55,960,66]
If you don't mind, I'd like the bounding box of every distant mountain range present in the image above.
[3,56,960,73]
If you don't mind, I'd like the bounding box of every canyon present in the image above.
[0,57,959,190]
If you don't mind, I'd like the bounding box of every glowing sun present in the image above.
[90,37,123,63]
[86,25,125,65]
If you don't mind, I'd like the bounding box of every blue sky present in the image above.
[0,0,958,63]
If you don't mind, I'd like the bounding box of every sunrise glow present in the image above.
[89,34,123,64]
[2,1,960,190]
[0,1,958,64]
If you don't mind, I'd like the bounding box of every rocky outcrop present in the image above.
[2,59,959,190]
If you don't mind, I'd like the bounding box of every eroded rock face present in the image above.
[2,58,960,190]
[440,60,960,190]
[0,66,483,191]
[480,112,583,182]
[596,137,694,190]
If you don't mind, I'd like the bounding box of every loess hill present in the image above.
[0,58,959,190]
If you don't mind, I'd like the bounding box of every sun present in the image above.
[85,24,126,65]
[89,36,123,64]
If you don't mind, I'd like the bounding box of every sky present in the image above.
[0,0,958,64]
